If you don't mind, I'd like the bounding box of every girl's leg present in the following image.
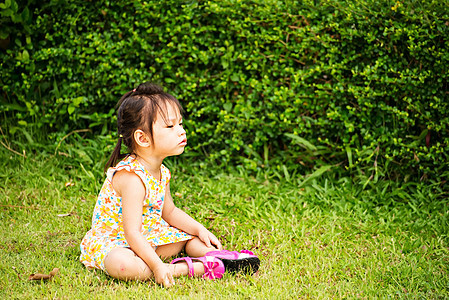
[155,240,188,259]
[104,247,153,280]
[156,238,219,277]
[156,237,218,259]
[156,240,207,276]
[104,247,193,280]
[185,237,219,257]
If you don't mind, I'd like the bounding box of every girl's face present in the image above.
[151,103,187,158]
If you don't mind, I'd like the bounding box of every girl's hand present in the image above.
[153,264,175,288]
[198,227,223,250]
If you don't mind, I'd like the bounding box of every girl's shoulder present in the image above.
[110,167,145,197]
[106,155,171,184]
[106,155,144,181]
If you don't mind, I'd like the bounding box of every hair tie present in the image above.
[132,88,136,92]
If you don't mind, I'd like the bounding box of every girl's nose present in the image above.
[179,126,186,136]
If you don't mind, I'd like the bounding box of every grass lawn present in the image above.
[0,139,448,299]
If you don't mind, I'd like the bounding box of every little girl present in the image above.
[80,82,259,287]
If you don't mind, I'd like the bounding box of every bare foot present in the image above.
[169,262,187,277]
[169,261,205,277]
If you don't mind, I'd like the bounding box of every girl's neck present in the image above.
[135,154,163,181]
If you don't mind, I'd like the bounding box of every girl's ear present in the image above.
[134,129,151,147]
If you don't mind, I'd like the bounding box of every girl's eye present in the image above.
[179,122,183,126]
[167,125,174,128]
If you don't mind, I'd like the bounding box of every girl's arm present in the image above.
[112,170,174,287]
[162,183,222,250]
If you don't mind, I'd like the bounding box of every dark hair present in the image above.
[104,82,184,171]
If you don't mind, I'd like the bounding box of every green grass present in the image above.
[0,136,448,299]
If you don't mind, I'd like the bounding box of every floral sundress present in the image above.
[79,155,193,271]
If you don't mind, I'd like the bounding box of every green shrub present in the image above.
[1,0,448,182]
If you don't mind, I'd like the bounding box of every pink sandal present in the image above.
[205,250,260,275]
[170,256,225,280]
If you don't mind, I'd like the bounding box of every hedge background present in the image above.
[1,0,448,182]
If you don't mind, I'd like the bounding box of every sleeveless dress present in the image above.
[79,155,193,271]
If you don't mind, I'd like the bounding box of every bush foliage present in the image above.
[1,0,448,181]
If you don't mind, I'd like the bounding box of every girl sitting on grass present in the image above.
[80,82,259,287]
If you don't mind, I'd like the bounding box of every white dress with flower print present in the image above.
[80,155,193,271]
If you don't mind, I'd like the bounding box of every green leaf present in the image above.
[346,146,353,167]
[298,165,333,188]
[84,47,95,54]
[0,0,11,9]
[223,102,232,112]
[21,7,30,22]
[230,74,239,82]
[68,105,75,115]
[72,96,85,107]
[1,8,13,17]
[0,29,9,39]
[221,58,229,69]
[285,133,317,151]
[22,49,29,61]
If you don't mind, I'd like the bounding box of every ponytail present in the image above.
[104,136,123,172]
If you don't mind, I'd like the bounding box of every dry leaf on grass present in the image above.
[57,213,73,217]
[65,181,74,187]
[28,268,59,281]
